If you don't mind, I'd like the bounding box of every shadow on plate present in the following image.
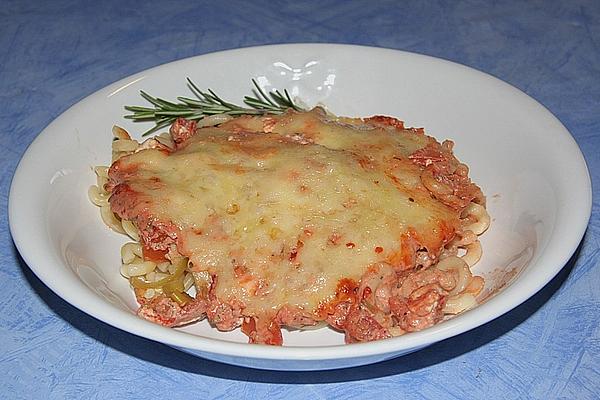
[17,243,580,384]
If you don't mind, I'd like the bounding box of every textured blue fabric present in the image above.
[2,1,599,398]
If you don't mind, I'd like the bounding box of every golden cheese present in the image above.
[115,109,460,317]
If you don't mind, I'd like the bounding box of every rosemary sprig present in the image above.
[124,78,304,136]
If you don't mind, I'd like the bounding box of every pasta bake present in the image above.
[89,107,489,345]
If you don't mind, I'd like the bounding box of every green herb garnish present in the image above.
[124,78,304,136]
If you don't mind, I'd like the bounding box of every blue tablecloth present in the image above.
[2,1,599,398]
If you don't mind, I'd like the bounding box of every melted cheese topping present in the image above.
[115,109,461,317]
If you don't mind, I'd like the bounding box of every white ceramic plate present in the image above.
[9,44,591,371]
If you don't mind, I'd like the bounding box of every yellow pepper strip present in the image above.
[129,257,186,289]
[169,291,193,306]
[162,274,185,294]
